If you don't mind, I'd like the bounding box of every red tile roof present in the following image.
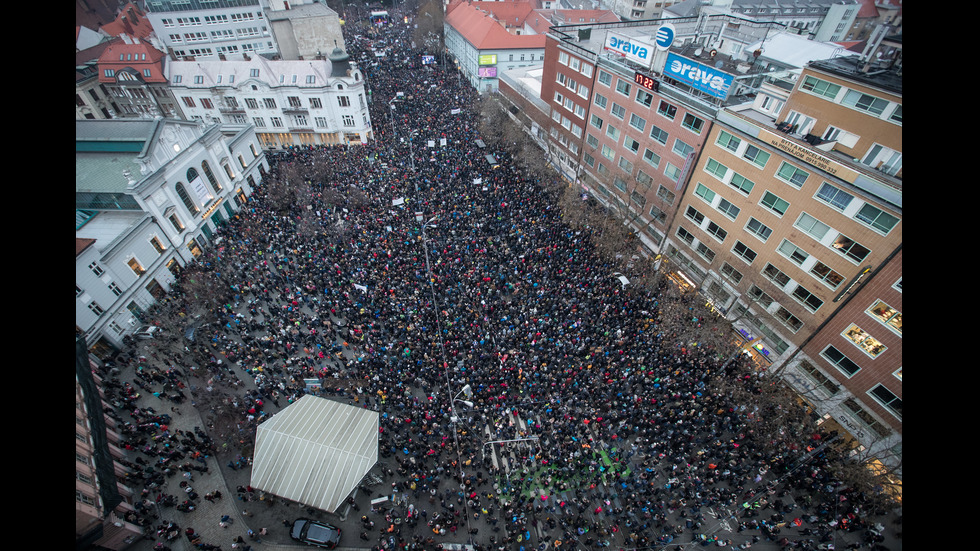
[98,38,168,84]
[445,0,547,50]
[100,3,155,41]
[76,238,96,257]
[854,0,880,19]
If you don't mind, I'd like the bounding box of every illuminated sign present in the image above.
[604,31,655,69]
[478,67,497,78]
[663,52,734,99]
[634,71,659,91]
[421,55,436,65]
[478,54,497,65]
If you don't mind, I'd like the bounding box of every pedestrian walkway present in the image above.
[123,344,327,551]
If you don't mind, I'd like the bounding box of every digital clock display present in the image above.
[634,71,659,92]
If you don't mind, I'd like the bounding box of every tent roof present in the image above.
[250,395,378,513]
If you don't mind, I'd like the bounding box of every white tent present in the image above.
[250,395,379,513]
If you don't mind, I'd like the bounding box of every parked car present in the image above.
[134,325,160,339]
[290,519,341,549]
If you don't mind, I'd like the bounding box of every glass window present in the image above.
[795,213,830,240]
[636,89,654,107]
[778,239,809,265]
[745,217,772,242]
[685,205,705,225]
[792,283,824,312]
[732,241,757,264]
[743,145,769,168]
[704,158,727,180]
[831,234,871,263]
[676,226,695,245]
[800,75,841,99]
[729,172,755,195]
[716,130,740,152]
[815,182,853,211]
[629,113,646,132]
[682,113,704,134]
[810,261,845,289]
[721,262,743,284]
[843,323,887,358]
[868,384,902,420]
[673,139,693,158]
[821,345,861,377]
[694,183,715,203]
[867,299,902,335]
[650,125,668,144]
[717,198,740,220]
[760,191,789,216]
[706,221,727,242]
[762,263,791,287]
[855,204,899,234]
[657,100,676,119]
[643,149,661,168]
[774,306,804,332]
[841,90,889,116]
[615,80,632,97]
[777,162,809,188]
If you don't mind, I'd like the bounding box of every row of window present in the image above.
[800,74,902,125]
[181,93,356,112]
[820,344,901,416]
[161,12,258,28]
[174,69,329,86]
[250,114,359,128]
[170,42,274,59]
[714,130,900,236]
[557,51,594,79]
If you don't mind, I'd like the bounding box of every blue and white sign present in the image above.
[664,52,734,99]
[604,31,655,69]
[655,23,675,51]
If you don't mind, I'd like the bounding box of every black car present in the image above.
[290,518,342,549]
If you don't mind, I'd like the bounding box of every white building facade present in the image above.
[167,51,372,148]
[76,118,268,354]
[144,0,278,60]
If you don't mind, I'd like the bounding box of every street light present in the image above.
[451,385,474,422]
[408,129,418,173]
[419,216,476,540]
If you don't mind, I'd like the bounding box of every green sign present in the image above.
[478,54,497,65]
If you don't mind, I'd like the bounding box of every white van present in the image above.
[133,325,160,339]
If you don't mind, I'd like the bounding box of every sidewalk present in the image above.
[124,340,372,551]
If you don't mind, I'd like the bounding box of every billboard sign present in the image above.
[654,23,675,50]
[478,67,497,78]
[663,52,734,99]
[603,31,655,69]
[478,54,497,65]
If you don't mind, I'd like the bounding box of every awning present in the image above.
[250,395,379,513]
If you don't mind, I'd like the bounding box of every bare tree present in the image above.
[413,0,445,53]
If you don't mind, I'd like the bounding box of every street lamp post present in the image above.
[420,216,476,540]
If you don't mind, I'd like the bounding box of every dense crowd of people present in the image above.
[93,7,898,551]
